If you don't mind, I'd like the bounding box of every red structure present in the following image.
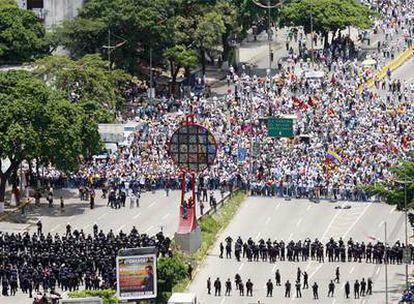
[168,115,217,251]
[177,171,197,234]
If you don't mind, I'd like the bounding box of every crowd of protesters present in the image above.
[25,0,414,205]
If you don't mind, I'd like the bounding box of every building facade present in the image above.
[17,0,84,29]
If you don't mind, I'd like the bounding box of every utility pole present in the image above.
[252,0,285,73]
[404,182,409,290]
[385,221,389,304]
[268,0,272,71]
[103,29,127,72]
[396,179,411,290]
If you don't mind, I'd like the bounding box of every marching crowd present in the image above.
[219,236,413,265]
[63,0,414,203]
[0,225,170,299]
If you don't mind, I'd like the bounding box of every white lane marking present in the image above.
[238,262,245,271]
[309,264,323,279]
[161,213,170,220]
[97,213,107,220]
[133,212,142,219]
[378,220,384,228]
[274,203,281,211]
[321,212,340,241]
[306,204,312,211]
[256,232,262,239]
[145,225,154,233]
[332,299,336,304]
[342,204,372,238]
[50,224,61,232]
[349,266,355,274]
[149,202,156,208]
[376,267,381,275]
[296,218,303,227]
[265,217,271,225]
[272,264,278,272]
[389,206,397,214]
[219,298,225,304]
[288,232,293,240]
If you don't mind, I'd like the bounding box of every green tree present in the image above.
[53,0,171,74]
[168,1,226,74]
[33,54,131,121]
[279,0,374,46]
[0,0,48,63]
[366,160,414,209]
[157,254,188,293]
[0,70,101,204]
[163,45,198,95]
[194,11,226,74]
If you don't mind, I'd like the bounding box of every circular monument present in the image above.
[168,124,218,172]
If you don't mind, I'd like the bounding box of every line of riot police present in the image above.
[220,236,412,264]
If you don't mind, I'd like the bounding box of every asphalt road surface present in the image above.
[0,188,224,237]
[188,196,409,304]
[0,188,224,304]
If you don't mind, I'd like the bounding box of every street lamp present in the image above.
[396,179,413,291]
[384,221,389,304]
[102,29,127,72]
[252,0,285,72]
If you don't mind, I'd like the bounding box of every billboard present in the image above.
[116,253,157,300]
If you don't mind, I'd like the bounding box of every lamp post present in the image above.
[252,0,285,72]
[384,221,389,304]
[102,29,127,72]
[396,179,413,290]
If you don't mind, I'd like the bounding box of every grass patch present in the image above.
[192,191,246,263]
[68,289,118,304]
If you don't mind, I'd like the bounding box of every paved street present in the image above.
[0,188,224,304]
[188,196,408,304]
[0,188,223,237]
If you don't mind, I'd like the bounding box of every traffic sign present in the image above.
[268,118,294,137]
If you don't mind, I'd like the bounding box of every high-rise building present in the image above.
[17,0,84,29]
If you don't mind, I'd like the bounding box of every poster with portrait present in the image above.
[116,254,157,300]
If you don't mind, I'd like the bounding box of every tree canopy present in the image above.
[33,54,132,122]
[367,159,414,209]
[0,70,102,202]
[53,0,171,74]
[52,0,272,75]
[0,0,48,63]
[279,0,374,35]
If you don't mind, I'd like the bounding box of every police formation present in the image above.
[219,236,412,264]
[0,223,171,298]
[207,272,373,300]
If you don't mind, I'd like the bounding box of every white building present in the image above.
[17,0,84,29]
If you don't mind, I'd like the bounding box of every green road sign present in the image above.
[268,118,294,138]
